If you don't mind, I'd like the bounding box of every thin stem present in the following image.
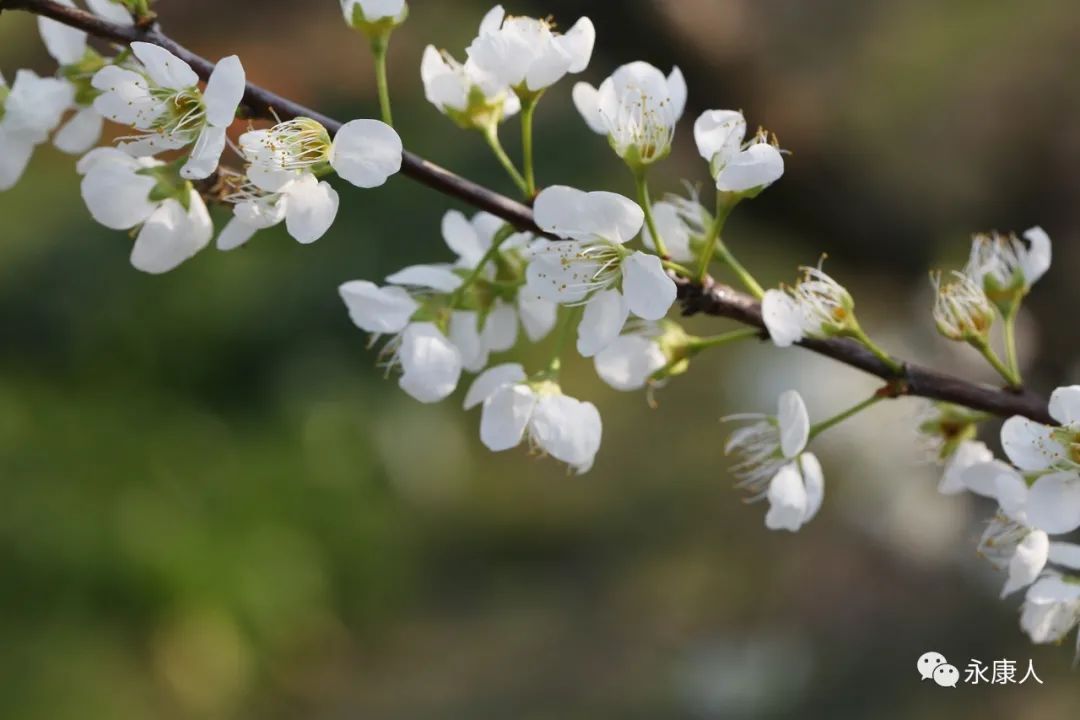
[848,325,905,376]
[974,338,1022,389]
[482,123,529,197]
[520,94,540,197]
[808,394,884,441]
[662,259,694,279]
[634,169,668,258]
[1003,306,1023,385]
[370,34,393,126]
[449,224,517,307]
[695,192,764,300]
[687,328,762,352]
[714,242,765,299]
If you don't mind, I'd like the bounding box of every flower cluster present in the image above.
[4,0,1073,663]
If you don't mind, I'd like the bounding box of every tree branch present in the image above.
[2,0,1053,425]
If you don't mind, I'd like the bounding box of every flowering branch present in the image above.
[2,0,1053,426]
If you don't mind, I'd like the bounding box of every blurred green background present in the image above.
[2,0,1080,717]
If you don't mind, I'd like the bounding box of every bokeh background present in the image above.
[2,0,1080,717]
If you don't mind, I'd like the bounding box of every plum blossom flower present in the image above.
[0,69,74,190]
[694,109,784,194]
[341,0,408,30]
[77,147,212,274]
[216,170,338,250]
[420,45,520,130]
[573,61,686,166]
[526,186,676,357]
[465,365,602,474]
[761,264,855,348]
[1020,573,1080,646]
[724,390,824,532]
[640,190,708,264]
[91,42,245,179]
[467,5,595,95]
[965,226,1051,300]
[930,270,995,342]
[593,321,694,392]
[240,116,402,190]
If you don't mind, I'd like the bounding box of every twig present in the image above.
[1,0,1054,425]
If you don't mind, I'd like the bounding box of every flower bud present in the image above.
[931,270,994,343]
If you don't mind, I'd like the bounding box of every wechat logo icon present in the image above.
[918,651,958,688]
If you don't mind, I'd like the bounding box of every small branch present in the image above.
[3,0,1054,425]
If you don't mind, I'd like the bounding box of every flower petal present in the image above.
[130,41,198,90]
[202,55,245,127]
[1026,472,1080,535]
[1021,226,1051,287]
[86,0,134,25]
[1002,530,1049,597]
[777,390,809,458]
[130,194,212,274]
[765,462,808,532]
[38,0,87,65]
[482,299,518,353]
[716,143,785,193]
[938,440,994,495]
[386,264,462,293]
[558,17,595,73]
[1049,385,1080,426]
[761,290,805,348]
[338,280,417,334]
[397,322,463,404]
[530,394,603,471]
[694,109,746,163]
[283,175,339,244]
[181,124,228,180]
[329,119,403,188]
[517,292,558,342]
[621,252,676,321]
[481,384,536,452]
[533,185,643,244]
[53,107,104,155]
[576,289,629,358]
[441,210,485,266]
[800,452,825,523]
[594,334,666,391]
[0,130,35,192]
[464,363,526,410]
[1048,542,1080,571]
[571,82,607,134]
[1001,416,1059,472]
[449,310,489,373]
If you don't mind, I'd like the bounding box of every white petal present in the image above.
[86,0,134,25]
[1026,472,1080,535]
[517,292,558,342]
[1048,542,1080,571]
[449,310,489,373]
[91,65,154,127]
[529,394,603,471]
[478,5,505,35]
[571,82,607,134]
[694,109,746,163]
[594,335,666,391]
[420,45,468,113]
[524,40,572,92]
[234,196,286,230]
[621,252,676,321]
[397,322,463,404]
[1021,226,1051,287]
[441,210,485,266]
[716,143,785,193]
[761,290,806,348]
[558,17,595,73]
[800,452,825,523]
[38,1,87,65]
[777,390,809,458]
[130,193,212,274]
[130,42,198,90]
[280,175,339,244]
[665,66,687,122]
[576,289,629,358]
[524,242,597,305]
[202,55,245,127]
[4,70,74,141]
[216,216,259,251]
[960,459,1028,521]
[1049,385,1080,426]
[480,384,536,452]
[482,300,518,353]
[765,463,808,532]
[1002,531,1049,597]
[386,264,462,293]
[938,440,994,495]
[0,130,35,191]
[180,124,227,180]
[80,155,157,229]
[464,363,526,410]
[338,280,417,334]
[1001,416,1060,472]
[53,107,104,155]
[533,186,643,244]
[329,119,402,188]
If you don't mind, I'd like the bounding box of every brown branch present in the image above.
[1,0,1054,425]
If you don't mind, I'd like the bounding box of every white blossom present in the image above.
[724,390,824,532]
[761,265,854,347]
[217,171,339,250]
[0,69,74,190]
[420,45,519,126]
[77,148,212,274]
[467,5,594,93]
[966,226,1051,296]
[641,191,708,264]
[466,368,602,474]
[92,42,245,179]
[526,185,675,357]
[1020,573,1080,646]
[930,270,994,342]
[694,109,784,194]
[593,324,668,392]
[573,61,686,165]
[937,439,993,495]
